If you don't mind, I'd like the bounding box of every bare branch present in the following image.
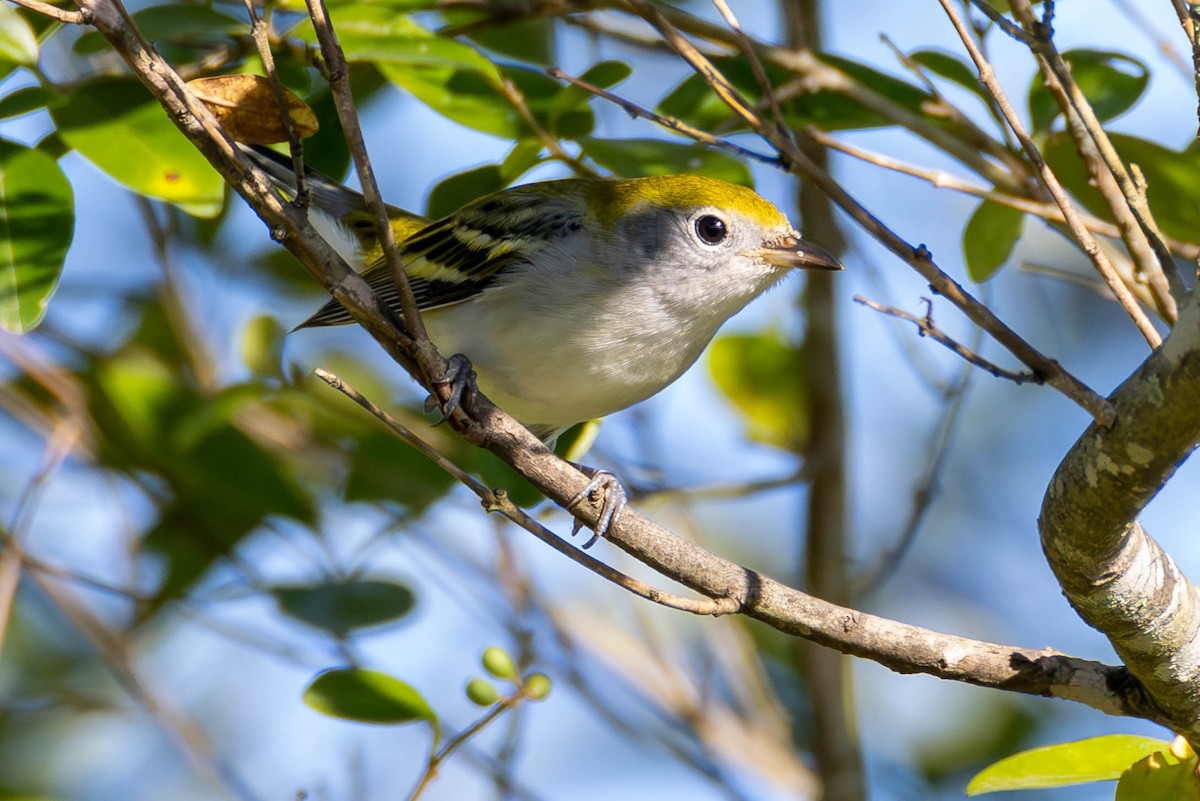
[313,369,739,617]
[937,0,1165,349]
[854,296,1040,384]
[8,0,91,24]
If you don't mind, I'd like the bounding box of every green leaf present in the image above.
[0,3,37,67]
[425,164,507,219]
[50,78,223,217]
[73,5,243,55]
[0,86,56,120]
[344,430,457,510]
[580,137,752,185]
[296,8,499,79]
[453,12,554,65]
[708,331,809,452]
[910,49,987,102]
[1029,49,1149,134]
[659,53,936,134]
[304,668,436,724]
[499,139,543,181]
[963,200,1024,282]
[1116,749,1200,801]
[273,579,415,635]
[1043,132,1200,243]
[548,60,631,135]
[0,138,73,333]
[967,734,1173,794]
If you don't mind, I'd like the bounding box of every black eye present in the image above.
[694,214,728,245]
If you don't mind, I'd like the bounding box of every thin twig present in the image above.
[810,130,1200,261]
[495,78,598,178]
[546,67,782,167]
[313,369,739,617]
[303,0,448,393]
[242,0,309,207]
[616,2,1115,424]
[8,0,91,23]
[708,0,793,147]
[938,0,1164,349]
[1008,0,1185,318]
[854,295,1040,384]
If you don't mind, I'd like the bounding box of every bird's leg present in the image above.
[566,465,628,548]
[425,353,478,426]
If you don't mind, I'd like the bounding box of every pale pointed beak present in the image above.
[754,233,842,271]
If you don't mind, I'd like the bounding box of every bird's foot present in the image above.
[567,467,628,548]
[424,353,477,426]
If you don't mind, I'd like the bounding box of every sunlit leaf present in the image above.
[708,331,809,452]
[304,668,436,724]
[1116,742,1200,801]
[0,3,37,67]
[0,138,73,332]
[967,735,1172,794]
[963,199,1024,282]
[51,78,223,217]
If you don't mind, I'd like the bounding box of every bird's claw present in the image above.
[424,353,477,426]
[567,469,627,548]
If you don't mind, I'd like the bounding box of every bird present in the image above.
[245,145,842,542]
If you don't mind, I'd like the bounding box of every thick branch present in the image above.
[1041,295,1200,740]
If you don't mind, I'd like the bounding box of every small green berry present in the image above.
[523,673,551,701]
[465,678,500,707]
[481,647,518,681]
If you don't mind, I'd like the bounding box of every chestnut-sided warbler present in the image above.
[246,146,841,538]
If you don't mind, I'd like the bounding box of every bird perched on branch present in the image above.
[245,145,842,543]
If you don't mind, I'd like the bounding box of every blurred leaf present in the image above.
[1116,747,1200,801]
[1043,132,1200,243]
[304,668,436,724]
[1029,50,1148,134]
[499,139,543,181]
[74,5,243,55]
[426,164,506,219]
[581,137,752,185]
[909,49,987,102]
[344,431,456,510]
[273,579,415,635]
[0,138,73,333]
[659,53,937,134]
[0,3,37,67]
[548,60,631,136]
[452,12,554,65]
[708,331,808,452]
[50,78,224,217]
[187,75,318,145]
[0,85,55,119]
[299,8,499,78]
[241,314,285,377]
[963,199,1024,282]
[967,734,1172,794]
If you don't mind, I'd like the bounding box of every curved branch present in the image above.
[1041,294,1200,740]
